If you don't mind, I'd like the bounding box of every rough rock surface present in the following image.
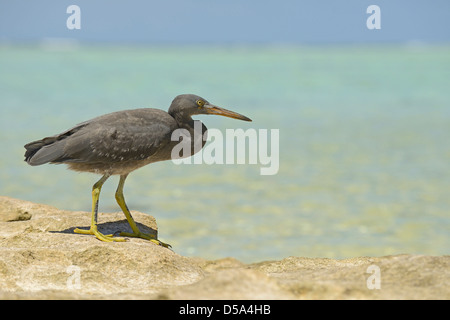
[0,196,448,299]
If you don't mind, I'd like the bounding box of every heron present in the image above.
[24,94,252,247]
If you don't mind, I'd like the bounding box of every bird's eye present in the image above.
[196,100,205,107]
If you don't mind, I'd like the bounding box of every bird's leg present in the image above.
[74,174,126,242]
[115,174,171,248]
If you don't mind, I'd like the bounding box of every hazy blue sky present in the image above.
[1,0,449,44]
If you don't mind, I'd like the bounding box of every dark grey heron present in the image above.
[24,94,251,247]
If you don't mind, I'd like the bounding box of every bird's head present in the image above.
[169,94,252,122]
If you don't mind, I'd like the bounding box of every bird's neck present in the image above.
[170,110,192,127]
[170,112,207,139]
[181,118,205,135]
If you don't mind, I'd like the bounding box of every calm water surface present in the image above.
[0,44,449,262]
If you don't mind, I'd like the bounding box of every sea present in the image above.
[1,43,449,263]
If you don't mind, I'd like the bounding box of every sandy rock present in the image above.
[251,255,450,299]
[0,196,448,300]
[0,196,203,299]
[158,268,296,300]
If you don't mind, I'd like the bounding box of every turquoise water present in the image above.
[1,44,449,262]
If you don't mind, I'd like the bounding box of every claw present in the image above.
[119,231,172,248]
[74,227,127,242]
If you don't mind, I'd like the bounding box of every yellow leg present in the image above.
[74,174,126,242]
[116,174,171,248]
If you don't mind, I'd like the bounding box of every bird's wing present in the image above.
[32,108,178,164]
[63,108,178,163]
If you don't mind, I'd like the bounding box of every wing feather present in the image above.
[25,108,178,165]
[63,109,177,163]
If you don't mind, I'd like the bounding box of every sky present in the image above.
[0,0,449,44]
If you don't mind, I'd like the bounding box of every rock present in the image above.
[251,255,450,299]
[0,196,204,299]
[0,196,448,299]
[159,268,296,300]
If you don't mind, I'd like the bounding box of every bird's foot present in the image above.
[119,231,172,248]
[74,227,127,242]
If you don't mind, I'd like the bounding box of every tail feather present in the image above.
[24,122,89,166]
[24,137,66,166]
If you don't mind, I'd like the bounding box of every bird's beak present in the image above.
[204,104,252,122]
